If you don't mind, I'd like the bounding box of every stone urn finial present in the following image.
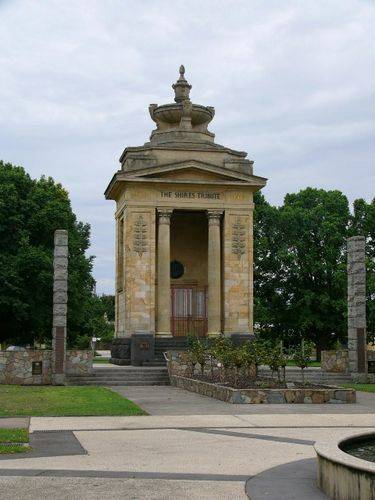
[179,65,185,80]
[172,64,192,103]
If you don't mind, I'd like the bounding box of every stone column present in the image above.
[156,209,173,337]
[207,210,222,336]
[52,230,68,385]
[347,236,367,379]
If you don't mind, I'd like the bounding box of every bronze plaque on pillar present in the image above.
[357,328,366,373]
[54,326,65,373]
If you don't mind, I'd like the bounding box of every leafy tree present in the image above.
[74,294,115,349]
[279,188,349,353]
[99,294,115,322]
[254,188,350,355]
[0,161,95,346]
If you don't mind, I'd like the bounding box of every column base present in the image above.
[230,333,254,345]
[207,331,222,338]
[131,333,155,366]
[110,337,131,365]
[155,332,173,338]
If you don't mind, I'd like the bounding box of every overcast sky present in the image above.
[1,0,374,294]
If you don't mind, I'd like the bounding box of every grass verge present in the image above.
[0,428,28,443]
[341,383,375,393]
[286,361,321,367]
[0,444,32,454]
[0,428,31,455]
[0,386,146,417]
[93,357,110,364]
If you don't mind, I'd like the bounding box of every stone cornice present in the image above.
[122,159,255,181]
[105,171,267,200]
[119,143,247,163]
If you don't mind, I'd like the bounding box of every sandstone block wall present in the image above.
[321,350,349,373]
[223,209,253,334]
[0,350,93,385]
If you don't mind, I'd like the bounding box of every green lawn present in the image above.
[0,444,32,454]
[0,386,146,417]
[93,357,110,364]
[0,428,28,443]
[0,428,31,455]
[341,383,375,393]
[286,360,321,367]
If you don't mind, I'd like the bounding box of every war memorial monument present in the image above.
[106,66,267,365]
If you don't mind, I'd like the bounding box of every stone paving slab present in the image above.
[245,458,328,499]
[0,417,29,429]
[0,476,246,499]
[29,413,375,432]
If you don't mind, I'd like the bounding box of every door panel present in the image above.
[171,286,207,337]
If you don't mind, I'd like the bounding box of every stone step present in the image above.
[68,380,170,386]
[142,361,167,367]
[95,368,168,374]
[68,373,169,380]
[91,374,168,378]
[67,364,170,386]
[68,378,169,384]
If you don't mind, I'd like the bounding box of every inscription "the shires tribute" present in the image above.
[160,191,220,200]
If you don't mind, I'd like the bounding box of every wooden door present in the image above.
[171,286,207,337]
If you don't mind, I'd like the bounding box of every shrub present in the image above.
[291,340,314,385]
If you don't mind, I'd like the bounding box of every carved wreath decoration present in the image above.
[133,215,148,257]
[232,217,246,258]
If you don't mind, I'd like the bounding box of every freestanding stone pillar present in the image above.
[52,230,68,384]
[207,210,222,336]
[156,209,173,337]
[347,236,367,380]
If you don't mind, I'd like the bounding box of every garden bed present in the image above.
[170,374,356,404]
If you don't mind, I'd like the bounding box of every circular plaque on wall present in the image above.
[170,260,184,279]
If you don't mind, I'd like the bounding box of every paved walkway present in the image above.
[111,385,375,415]
[0,418,29,429]
[0,387,374,499]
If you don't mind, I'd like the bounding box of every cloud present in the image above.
[1,0,374,293]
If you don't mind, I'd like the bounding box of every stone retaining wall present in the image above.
[170,375,356,404]
[65,349,93,375]
[321,350,349,373]
[0,350,93,385]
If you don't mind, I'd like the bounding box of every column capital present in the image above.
[207,210,223,226]
[157,208,173,225]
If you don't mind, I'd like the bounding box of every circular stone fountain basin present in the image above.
[315,431,375,500]
[153,103,214,125]
[341,435,375,463]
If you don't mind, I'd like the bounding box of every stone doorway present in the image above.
[170,210,208,337]
[171,285,207,337]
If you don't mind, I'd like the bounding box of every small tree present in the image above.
[264,342,286,382]
[291,340,314,385]
[230,347,244,387]
[187,334,207,376]
[244,338,266,378]
[241,344,257,380]
[210,335,234,381]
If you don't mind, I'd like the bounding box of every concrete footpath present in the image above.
[111,384,375,415]
[0,387,374,499]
